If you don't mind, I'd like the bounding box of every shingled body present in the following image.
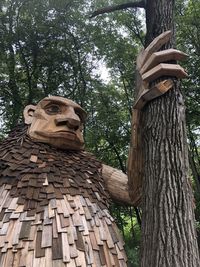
[0,125,127,266]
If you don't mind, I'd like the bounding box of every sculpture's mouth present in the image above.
[56,130,76,136]
[29,129,84,150]
[35,130,78,140]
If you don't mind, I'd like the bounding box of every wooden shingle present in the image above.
[0,125,127,266]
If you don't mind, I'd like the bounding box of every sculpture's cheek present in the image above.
[28,119,84,150]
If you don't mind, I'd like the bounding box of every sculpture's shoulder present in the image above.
[0,126,110,210]
[0,126,128,266]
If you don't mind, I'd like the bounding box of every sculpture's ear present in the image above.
[23,105,36,125]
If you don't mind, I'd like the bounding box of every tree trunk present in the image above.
[140,0,200,266]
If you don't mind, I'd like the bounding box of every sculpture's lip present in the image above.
[55,130,77,137]
[34,130,77,139]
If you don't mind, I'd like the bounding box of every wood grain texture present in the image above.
[134,80,173,110]
[142,63,187,82]
[0,124,127,266]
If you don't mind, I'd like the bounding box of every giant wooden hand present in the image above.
[135,30,187,109]
[127,31,188,203]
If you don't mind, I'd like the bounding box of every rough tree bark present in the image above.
[141,0,200,266]
[91,0,200,266]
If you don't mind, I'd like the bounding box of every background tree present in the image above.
[141,0,199,266]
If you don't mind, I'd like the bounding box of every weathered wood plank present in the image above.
[75,228,85,251]
[61,232,70,263]
[52,233,63,260]
[19,221,31,240]
[41,224,52,248]
[75,250,86,267]
[35,230,45,258]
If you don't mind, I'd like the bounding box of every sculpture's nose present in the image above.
[55,107,80,130]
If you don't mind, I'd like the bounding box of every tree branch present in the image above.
[90,1,146,18]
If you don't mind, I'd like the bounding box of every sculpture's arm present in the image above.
[102,164,141,206]
[128,31,188,200]
[102,32,188,205]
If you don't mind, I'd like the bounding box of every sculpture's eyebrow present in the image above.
[39,100,87,122]
[40,100,67,108]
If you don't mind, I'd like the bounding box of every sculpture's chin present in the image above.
[49,139,84,151]
[28,131,84,151]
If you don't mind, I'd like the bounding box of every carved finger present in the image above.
[140,49,188,74]
[142,63,188,83]
[137,30,172,69]
[134,80,173,110]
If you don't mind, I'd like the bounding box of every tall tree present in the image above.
[91,0,200,266]
[141,0,199,266]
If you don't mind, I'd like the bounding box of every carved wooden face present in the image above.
[23,96,87,150]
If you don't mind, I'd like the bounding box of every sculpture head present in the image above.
[23,96,87,150]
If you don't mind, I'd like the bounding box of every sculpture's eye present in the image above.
[75,109,84,122]
[45,104,61,115]
[75,111,82,121]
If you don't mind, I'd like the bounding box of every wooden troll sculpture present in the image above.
[0,32,187,266]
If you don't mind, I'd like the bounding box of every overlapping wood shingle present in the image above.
[0,125,127,266]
